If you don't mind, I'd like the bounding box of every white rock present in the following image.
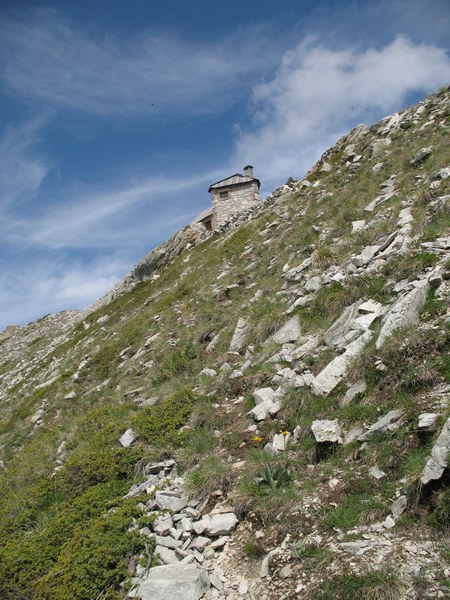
[344,380,367,402]
[155,491,188,513]
[311,419,342,443]
[382,515,396,529]
[391,495,407,518]
[128,565,210,600]
[204,513,238,537]
[369,465,386,480]
[155,535,183,549]
[253,388,275,405]
[199,368,217,378]
[190,536,210,551]
[343,426,364,445]
[268,316,301,344]
[272,432,291,452]
[260,549,278,577]
[154,517,173,536]
[351,220,366,232]
[421,417,450,485]
[155,545,180,564]
[358,410,404,441]
[304,276,322,292]
[119,428,137,448]
[248,399,281,421]
[418,413,439,430]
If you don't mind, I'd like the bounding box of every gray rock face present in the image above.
[311,330,372,396]
[421,417,450,485]
[228,318,248,352]
[128,565,210,600]
[283,256,313,283]
[154,545,179,564]
[410,147,433,167]
[376,280,429,349]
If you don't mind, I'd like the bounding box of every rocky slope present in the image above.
[0,87,449,600]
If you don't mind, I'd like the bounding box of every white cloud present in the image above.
[235,35,450,187]
[0,9,277,118]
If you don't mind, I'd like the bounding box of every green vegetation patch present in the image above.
[133,388,195,446]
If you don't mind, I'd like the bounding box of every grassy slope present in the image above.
[0,87,448,599]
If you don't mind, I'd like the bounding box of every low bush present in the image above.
[133,388,194,446]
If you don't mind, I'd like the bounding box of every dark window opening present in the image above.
[219,191,229,199]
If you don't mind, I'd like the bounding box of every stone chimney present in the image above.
[243,165,253,178]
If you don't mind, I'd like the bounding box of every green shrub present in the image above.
[133,388,194,446]
[35,500,149,599]
[56,447,142,497]
[0,482,139,599]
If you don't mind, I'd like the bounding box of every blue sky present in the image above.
[1,0,449,329]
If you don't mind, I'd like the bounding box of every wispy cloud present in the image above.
[0,116,50,209]
[235,35,450,186]
[0,9,278,118]
[20,169,220,249]
[0,254,129,328]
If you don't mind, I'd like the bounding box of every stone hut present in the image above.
[193,166,260,231]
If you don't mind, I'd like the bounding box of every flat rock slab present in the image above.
[269,316,301,344]
[312,330,372,396]
[128,565,210,600]
[228,318,248,352]
[155,491,188,513]
[376,280,429,349]
[358,409,404,441]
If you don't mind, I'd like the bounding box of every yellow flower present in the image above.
[280,429,289,436]
[252,435,264,443]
